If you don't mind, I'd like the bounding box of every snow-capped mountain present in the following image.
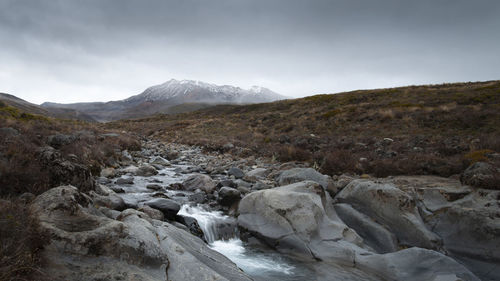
[125,79,285,104]
[41,79,286,121]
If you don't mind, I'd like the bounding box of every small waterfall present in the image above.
[178,204,313,280]
[178,204,237,243]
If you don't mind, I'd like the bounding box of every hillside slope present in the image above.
[0,93,96,122]
[110,80,500,177]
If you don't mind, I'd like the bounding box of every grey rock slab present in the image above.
[115,177,134,185]
[335,179,442,250]
[31,185,251,281]
[334,203,398,254]
[356,247,480,281]
[238,180,364,261]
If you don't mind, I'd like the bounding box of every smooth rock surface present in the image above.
[31,186,252,281]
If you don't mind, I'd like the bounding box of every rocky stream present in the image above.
[31,139,500,280]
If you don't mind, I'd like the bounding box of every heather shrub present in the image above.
[0,199,49,280]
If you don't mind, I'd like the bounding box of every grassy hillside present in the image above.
[110,80,500,177]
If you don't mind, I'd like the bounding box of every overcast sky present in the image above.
[1,0,499,104]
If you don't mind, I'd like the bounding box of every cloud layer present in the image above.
[1,0,499,103]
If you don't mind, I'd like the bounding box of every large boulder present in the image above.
[144,198,181,220]
[238,181,364,262]
[276,168,335,196]
[334,180,442,250]
[182,174,216,193]
[31,186,252,281]
[38,146,95,192]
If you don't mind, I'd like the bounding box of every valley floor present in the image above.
[6,139,499,281]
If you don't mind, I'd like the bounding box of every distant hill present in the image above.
[41,79,287,121]
[0,93,96,122]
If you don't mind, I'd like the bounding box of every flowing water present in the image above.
[114,146,315,280]
[178,204,316,281]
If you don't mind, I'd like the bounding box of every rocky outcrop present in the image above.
[31,186,252,281]
[334,179,442,250]
[238,181,364,261]
[38,146,95,192]
[237,180,479,281]
[461,161,499,189]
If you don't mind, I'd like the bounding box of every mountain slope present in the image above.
[42,79,286,121]
[0,93,96,122]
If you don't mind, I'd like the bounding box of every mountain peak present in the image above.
[126,79,286,104]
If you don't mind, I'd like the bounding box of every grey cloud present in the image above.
[0,0,499,104]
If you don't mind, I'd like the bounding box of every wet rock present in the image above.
[115,177,134,185]
[138,205,164,221]
[149,156,170,166]
[228,167,245,179]
[188,192,207,204]
[145,198,181,220]
[217,179,237,189]
[109,186,125,193]
[218,187,241,206]
[176,215,204,238]
[97,176,112,185]
[146,184,163,191]
[183,174,216,193]
[136,164,159,177]
[168,183,185,190]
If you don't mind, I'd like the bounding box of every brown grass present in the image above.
[0,199,49,281]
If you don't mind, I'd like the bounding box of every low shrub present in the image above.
[0,199,49,280]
